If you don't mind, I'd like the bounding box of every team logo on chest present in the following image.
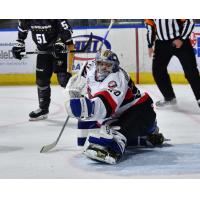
[108,81,117,89]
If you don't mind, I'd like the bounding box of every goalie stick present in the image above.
[40,116,70,153]
[21,32,93,56]
[98,19,115,52]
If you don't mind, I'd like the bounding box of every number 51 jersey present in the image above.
[17,19,73,50]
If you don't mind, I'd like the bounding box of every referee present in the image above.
[145,19,200,108]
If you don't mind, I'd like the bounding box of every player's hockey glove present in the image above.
[66,97,95,119]
[52,40,66,58]
[12,40,25,60]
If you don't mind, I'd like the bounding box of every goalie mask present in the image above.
[95,49,120,81]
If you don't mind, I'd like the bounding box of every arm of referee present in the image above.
[144,19,156,48]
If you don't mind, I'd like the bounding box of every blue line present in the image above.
[0,28,18,31]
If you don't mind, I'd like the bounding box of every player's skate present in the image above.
[29,108,49,121]
[83,125,127,164]
[155,97,177,107]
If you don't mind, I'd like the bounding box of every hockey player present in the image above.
[65,49,165,164]
[12,19,74,120]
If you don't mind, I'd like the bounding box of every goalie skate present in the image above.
[84,144,121,164]
[29,108,49,121]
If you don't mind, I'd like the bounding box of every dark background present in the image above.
[1,19,199,29]
[0,19,145,28]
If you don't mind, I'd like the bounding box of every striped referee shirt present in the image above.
[145,19,194,48]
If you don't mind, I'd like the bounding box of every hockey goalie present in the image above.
[65,49,165,164]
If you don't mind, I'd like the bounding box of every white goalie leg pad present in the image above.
[77,128,99,147]
[83,125,127,164]
[77,129,89,148]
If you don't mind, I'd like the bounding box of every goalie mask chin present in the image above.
[95,49,120,82]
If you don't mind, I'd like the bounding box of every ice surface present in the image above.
[0,85,200,178]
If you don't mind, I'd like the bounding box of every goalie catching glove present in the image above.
[65,62,89,119]
[64,62,87,100]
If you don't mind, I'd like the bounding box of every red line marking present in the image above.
[135,28,140,84]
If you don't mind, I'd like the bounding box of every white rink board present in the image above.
[0,30,37,73]
[0,25,200,74]
[72,28,136,73]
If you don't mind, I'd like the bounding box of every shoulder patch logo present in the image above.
[108,81,117,89]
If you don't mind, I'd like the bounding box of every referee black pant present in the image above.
[152,39,200,101]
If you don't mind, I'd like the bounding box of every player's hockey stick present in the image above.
[21,32,93,56]
[98,19,115,52]
[40,116,70,153]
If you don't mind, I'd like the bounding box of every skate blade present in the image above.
[84,149,116,165]
[29,114,48,121]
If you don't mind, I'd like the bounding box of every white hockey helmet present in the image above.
[95,49,120,81]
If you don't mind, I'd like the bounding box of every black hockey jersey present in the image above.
[17,19,73,50]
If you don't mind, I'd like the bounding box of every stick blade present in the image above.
[83,32,93,52]
[40,141,57,153]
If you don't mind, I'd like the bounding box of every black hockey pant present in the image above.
[109,97,157,146]
[152,39,200,101]
[36,54,71,110]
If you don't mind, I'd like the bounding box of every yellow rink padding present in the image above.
[130,72,189,84]
[0,71,189,86]
[0,73,58,86]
